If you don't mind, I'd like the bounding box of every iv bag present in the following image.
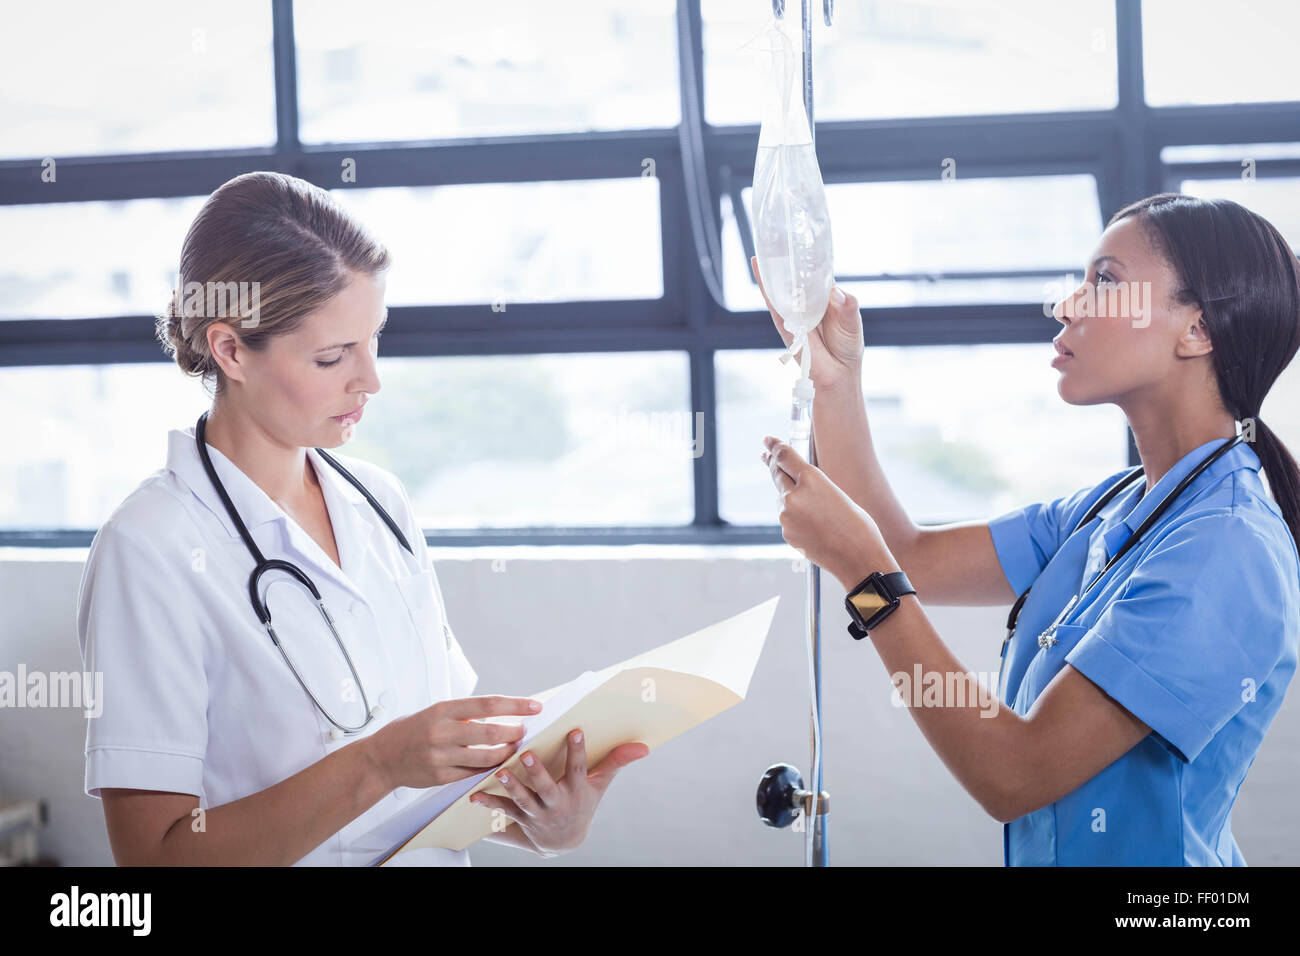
[751,20,834,368]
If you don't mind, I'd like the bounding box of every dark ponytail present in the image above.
[1247,417,1300,548]
[1108,193,1300,551]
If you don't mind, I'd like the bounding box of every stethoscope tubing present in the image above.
[192,410,414,734]
[997,434,1244,702]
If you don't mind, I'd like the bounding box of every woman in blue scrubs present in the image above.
[757,193,1300,865]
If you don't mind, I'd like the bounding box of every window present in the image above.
[1143,0,1300,106]
[723,174,1102,310]
[0,364,211,528]
[716,347,1128,525]
[330,179,663,306]
[703,0,1117,125]
[1161,143,1300,163]
[295,0,680,144]
[356,353,694,528]
[0,354,693,531]
[1176,178,1300,250]
[4,0,1298,546]
[0,197,207,320]
[0,1,275,159]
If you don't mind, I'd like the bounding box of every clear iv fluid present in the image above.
[752,143,834,337]
[790,393,813,461]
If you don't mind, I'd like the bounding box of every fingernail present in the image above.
[529,700,541,711]
[498,772,509,784]
[831,286,845,304]
[572,731,583,743]
[522,752,534,766]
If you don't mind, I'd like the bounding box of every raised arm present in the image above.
[809,376,1017,606]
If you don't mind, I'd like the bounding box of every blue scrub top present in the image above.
[988,437,1300,865]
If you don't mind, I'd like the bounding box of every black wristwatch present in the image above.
[844,571,916,640]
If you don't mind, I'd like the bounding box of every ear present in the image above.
[207,322,248,385]
[1176,309,1214,359]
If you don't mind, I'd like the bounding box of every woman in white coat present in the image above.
[76,171,648,866]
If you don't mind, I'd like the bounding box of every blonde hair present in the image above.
[155,171,390,397]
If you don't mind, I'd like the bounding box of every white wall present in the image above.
[2,545,1297,866]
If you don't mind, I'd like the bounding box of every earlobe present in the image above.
[1182,319,1214,358]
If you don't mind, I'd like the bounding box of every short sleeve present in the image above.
[987,468,1131,595]
[1064,513,1293,763]
[76,518,209,799]
[391,473,478,700]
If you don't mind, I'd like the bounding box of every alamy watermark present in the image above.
[588,405,705,459]
[0,666,103,718]
[1042,273,1153,328]
[171,272,262,333]
[890,665,1000,718]
[50,886,150,935]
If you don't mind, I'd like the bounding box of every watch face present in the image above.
[848,580,890,622]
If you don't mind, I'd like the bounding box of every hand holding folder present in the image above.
[358,596,780,864]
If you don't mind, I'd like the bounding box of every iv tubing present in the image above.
[789,346,821,866]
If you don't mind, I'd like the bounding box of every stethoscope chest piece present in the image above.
[1035,593,1079,649]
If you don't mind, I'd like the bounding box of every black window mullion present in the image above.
[690,345,720,527]
[271,0,301,156]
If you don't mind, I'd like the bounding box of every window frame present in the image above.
[2,0,1296,548]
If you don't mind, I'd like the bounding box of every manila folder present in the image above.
[370,595,780,862]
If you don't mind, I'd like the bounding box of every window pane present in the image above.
[331,179,662,305]
[0,177,664,322]
[1162,143,1300,163]
[0,196,205,320]
[716,346,1128,525]
[295,0,679,144]
[723,175,1102,310]
[704,0,1117,125]
[0,1,274,159]
[1178,177,1300,251]
[1144,0,1300,106]
[0,353,694,531]
[336,353,694,527]
[0,364,211,528]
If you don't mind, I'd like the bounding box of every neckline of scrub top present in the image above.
[1096,436,1262,562]
[164,425,385,598]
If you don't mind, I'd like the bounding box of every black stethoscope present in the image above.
[194,410,416,736]
[997,433,1245,702]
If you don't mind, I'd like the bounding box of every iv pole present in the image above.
[754,0,833,868]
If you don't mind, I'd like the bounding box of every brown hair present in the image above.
[155,171,390,397]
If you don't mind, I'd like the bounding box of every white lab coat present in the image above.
[76,425,479,866]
